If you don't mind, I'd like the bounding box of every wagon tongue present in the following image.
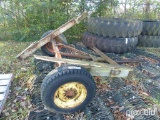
[16,12,88,60]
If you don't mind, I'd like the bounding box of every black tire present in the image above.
[141,20,160,36]
[138,35,160,47]
[41,65,96,114]
[82,32,138,54]
[87,18,143,38]
[41,30,67,56]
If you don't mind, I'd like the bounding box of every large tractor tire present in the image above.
[41,30,68,56]
[82,32,138,54]
[41,65,96,114]
[141,20,160,36]
[138,35,160,47]
[87,18,143,38]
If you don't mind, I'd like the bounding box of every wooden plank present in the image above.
[0,101,2,108]
[0,88,9,113]
[34,55,106,67]
[34,55,100,67]
[34,55,133,78]
[0,86,8,93]
[0,74,13,114]
[17,12,88,60]
[0,74,13,80]
[0,80,10,86]
[0,93,5,101]
[51,40,62,59]
[51,40,62,66]
[92,47,118,65]
[34,55,133,70]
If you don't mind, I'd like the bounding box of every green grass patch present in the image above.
[0,40,34,120]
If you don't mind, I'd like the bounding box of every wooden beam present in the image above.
[34,55,100,67]
[92,47,118,65]
[51,40,62,59]
[17,12,88,60]
[34,55,133,70]
[51,39,62,66]
[0,74,13,114]
[34,55,133,78]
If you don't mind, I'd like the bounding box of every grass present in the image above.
[0,40,34,120]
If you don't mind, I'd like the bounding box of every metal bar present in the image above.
[60,52,91,60]
[59,44,88,55]
[17,12,88,60]
[92,47,118,65]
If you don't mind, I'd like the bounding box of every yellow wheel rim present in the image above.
[54,82,87,109]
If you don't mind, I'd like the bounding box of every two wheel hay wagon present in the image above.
[17,12,134,114]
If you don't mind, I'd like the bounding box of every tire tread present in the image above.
[87,18,142,38]
[82,32,138,54]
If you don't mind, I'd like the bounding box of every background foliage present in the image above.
[0,0,160,42]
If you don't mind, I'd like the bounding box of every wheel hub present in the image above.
[65,88,77,98]
[54,82,87,109]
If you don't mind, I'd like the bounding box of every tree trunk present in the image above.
[124,0,127,17]
[99,0,102,17]
[80,0,85,13]
[49,0,53,27]
[145,0,150,19]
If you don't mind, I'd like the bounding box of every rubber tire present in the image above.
[82,32,138,54]
[41,30,67,56]
[138,35,160,47]
[141,20,160,36]
[87,18,143,38]
[41,65,96,114]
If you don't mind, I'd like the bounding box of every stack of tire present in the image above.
[82,18,143,54]
[138,20,160,47]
